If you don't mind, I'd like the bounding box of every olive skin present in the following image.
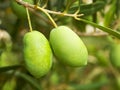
[110,43,120,68]
[10,0,34,19]
[0,51,19,67]
[23,31,52,78]
[50,26,88,67]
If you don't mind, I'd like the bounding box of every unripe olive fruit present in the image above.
[50,26,88,67]
[110,43,120,68]
[23,31,52,78]
[2,77,16,90]
[0,51,20,67]
[10,0,34,19]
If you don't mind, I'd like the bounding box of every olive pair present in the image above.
[23,26,88,78]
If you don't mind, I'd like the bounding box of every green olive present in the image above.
[10,0,34,19]
[50,26,88,67]
[23,31,52,78]
[110,43,120,68]
[2,77,16,90]
[0,51,20,67]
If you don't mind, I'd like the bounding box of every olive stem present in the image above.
[36,6,58,28]
[36,0,40,6]
[26,8,32,32]
[42,0,48,8]
[45,9,83,17]
[63,0,76,13]
[15,0,83,19]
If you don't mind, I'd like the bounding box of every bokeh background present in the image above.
[0,0,120,90]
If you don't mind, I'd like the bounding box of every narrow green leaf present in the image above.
[15,71,42,90]
[0,65,21,73]
[55,0,65,11]
[104,0,116,27]
[70,81,107,90]
[70,1,105,15]
[79,18,120,39]
[116,0,120,18]
[80,1,105,15]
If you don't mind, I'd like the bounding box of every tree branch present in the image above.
[15,0,83,18]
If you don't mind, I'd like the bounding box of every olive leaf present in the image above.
[104,0,116,27]
[79,18,120,39]
[0,65,21,73]
[80,1,105,16]
[116,0,120,18]
[15,71,42,90]
[70,1,105,16]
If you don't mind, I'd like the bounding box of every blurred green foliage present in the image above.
[0,0,120,90]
